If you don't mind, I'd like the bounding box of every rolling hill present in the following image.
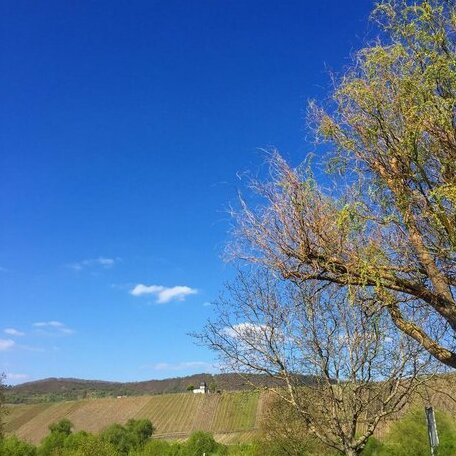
[4,373,315,404]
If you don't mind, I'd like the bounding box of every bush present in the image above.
[100,423,132,455]
[100,419,154,455]
[38,430,69,456]
[49,420,72,437]
[125,419,155,449]
[37,418,75,456]
[63,431,91,451]
[361,408,456,456]
[183,431,226,456]
[129,439,174,455]
[0,435,37,456]
[59,435,119,456]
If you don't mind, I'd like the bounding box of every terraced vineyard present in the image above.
[5,391,264,445]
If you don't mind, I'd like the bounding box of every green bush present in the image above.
[361,408,456,456]
[183,431,226,456]
[37,419,75,456]
[59,435,119,456]
[48,420,72,437]
[63,431,91,451]
[125,419,155,449]
[0,435,37,456]
[100,423,132,455]
[129,439,174,456]
[38,430,68,456]
[100,419,154,455]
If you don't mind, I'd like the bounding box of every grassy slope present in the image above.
[5,391,263,445]
[9,376,455,446]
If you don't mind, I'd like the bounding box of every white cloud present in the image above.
[33,321,75,335]
[224,322,269,339]
[130,284,198,303]
[151,361,215,372]
[202,302,212,307]
[34,321,62,328]
[67,257,118,271]
[130,284,164,296]
[0,339,15,351]
[4,328,25,337]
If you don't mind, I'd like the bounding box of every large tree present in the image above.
[231,0,456,367]
[200,270,433,456]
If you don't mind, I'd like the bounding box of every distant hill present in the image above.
[5,373,316,404]
[5,390,266,444]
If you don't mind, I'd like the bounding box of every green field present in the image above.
[5,391,264,445]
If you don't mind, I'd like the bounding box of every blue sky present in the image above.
[0,0,374,384]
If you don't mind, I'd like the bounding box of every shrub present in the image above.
[49,419,72,437]
[100,419,154,455]
[183,431,225,456]
[129,439,173,455]
[0,435,37,456]
[63,431,91,450]
[125,419,155,449]
[38,431,69,456]
[362,408,456,456]
[100,423,132,455]
[59,435,119,456]
[37,418,75,456]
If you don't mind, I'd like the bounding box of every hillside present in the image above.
[5,375,456,446]
[5,373,315,404]
[4,390,266,445]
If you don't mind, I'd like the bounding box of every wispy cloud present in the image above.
[202,301,212,307]
[150,361,215,372]
[33,321,75,335]
[4,328,25,337]
[130,284,198,303]
[67,257,118,271]
[0,339,15,351]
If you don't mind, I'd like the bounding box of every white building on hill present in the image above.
[193,381,208,394]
